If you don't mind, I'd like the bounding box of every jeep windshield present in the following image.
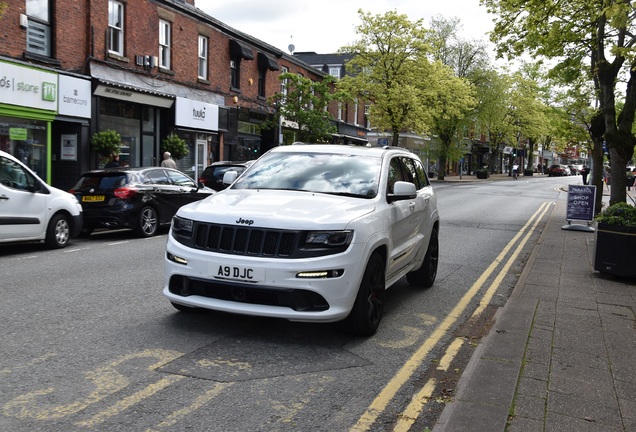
[231,152,381,198]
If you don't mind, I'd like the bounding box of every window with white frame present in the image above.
[337,102,343,121]
[329,67,341,79]
[280,66,289,100]
[159,20,171,69]
[108,0,124,56]
[354,99,359,126]
[198,35,208,79]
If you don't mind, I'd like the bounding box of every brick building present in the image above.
[0,0,368,189]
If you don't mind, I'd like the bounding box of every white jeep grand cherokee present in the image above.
[163,144,439,335]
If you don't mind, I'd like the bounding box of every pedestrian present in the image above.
[602,165,610,189]
[581,164,590,185]
[537,163,542,174]
[161,151,177,169]
[104,153,120,168]
[512,164,519,179]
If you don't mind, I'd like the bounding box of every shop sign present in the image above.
[58,75,91,118]
[175,97,219,131]
[9,128,28,140]
[0,60,58,111]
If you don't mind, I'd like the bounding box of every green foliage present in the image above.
[595,202,636,226]
[161,134,189,160]
[264,73,337,143]
[484,0,636,205]
[90,129,121,157]
[337,10,433,143]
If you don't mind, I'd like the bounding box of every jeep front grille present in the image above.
[194,223,299,257]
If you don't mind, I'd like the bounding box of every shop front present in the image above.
[173,97,220,181]
[0,59,58,183]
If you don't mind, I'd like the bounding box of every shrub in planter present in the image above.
[161,133,189,160]
[475,169,489,179]
[91,129,121,158]
[594,202,636,277]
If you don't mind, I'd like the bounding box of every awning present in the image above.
[258,52,279,71]
[230,39,254,60]
[90,62,225,105]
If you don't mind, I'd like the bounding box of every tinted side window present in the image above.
[167,170,196,187]
[387,157,405,194]
[145,170,170,185]
[408,158,429,189]
[400,157,417,185]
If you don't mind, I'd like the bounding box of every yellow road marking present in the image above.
[76,375,184,427]
[351,202,550,431]
[436,338,465,372]
[393,378,437,432]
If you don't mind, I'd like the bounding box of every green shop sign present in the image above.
[9,128,28,140]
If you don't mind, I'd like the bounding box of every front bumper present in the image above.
[163,234,368,323]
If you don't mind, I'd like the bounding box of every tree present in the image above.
[337,10,435,145]
[427,16,486,178]
[473,68,517,173]
[265,72,337,143]
[483,0,636,205]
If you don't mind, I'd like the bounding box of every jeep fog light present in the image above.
[167,252,188,265]
[296,269,344,279]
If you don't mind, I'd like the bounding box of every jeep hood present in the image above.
[177,189,375,229]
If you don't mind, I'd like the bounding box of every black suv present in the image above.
[69,167,214,237]
[198,160,254,191]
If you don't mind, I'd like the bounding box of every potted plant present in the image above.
[594,202,636,277]
[475,168,489,179]
[161,133,189,160]
[91,129,121,158]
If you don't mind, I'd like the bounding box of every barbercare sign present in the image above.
[0,60,58,111]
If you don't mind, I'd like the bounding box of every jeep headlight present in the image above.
[305,230,352,247]
[172,216,194,236]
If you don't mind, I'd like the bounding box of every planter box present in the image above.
[476,171,489,179]
[594,223,636,277]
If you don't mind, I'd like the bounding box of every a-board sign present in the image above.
[566,184,596,222]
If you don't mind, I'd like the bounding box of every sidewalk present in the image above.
[432,177,636,431]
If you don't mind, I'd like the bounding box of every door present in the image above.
[195,138,207,182]
[0,155,48,241]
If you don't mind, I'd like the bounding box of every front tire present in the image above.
[347,252,385,336]
[45,214,71,249]
[135,206,159,237]
[407,226,439,288]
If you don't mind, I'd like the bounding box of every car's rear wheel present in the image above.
[406,226,439,288]
[135,206,159,237]
[347,252,385,336]
[45,213,71,249]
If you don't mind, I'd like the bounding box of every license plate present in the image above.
[82,195,105,202]
[215,265,264,282]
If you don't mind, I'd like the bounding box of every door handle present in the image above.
[0,195,8,200]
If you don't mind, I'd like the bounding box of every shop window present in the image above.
[26,0,51,57]
[108,0,124,56]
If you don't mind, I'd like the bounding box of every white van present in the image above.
[0,150,83,248]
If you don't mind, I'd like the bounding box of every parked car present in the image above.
[164,144,440,336]
[547,164,568,176]
[0,150,83,248]
[198,160,254,191]
[69,167,214,237]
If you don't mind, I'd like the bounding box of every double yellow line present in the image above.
[352,202,552,431]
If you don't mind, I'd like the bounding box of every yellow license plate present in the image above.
[82,195,105,202]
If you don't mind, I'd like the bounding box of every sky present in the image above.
[197,0,497,55]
